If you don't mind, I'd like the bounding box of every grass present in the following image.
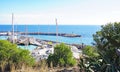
[0,60,79,72]
[10,60,49,72]
[0,60,48,72]
[0,56,79,71]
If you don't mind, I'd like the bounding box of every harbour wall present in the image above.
[0,31,81,38]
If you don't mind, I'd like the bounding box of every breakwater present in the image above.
[0,31,81,38]
[21,32,81,37]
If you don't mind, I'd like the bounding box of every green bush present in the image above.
[47,43,76,67]
[93,22,120,71]
[78,45,100,72]
[82,45,99,58]
[0,40,35,66]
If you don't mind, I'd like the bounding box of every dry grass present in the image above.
[10,60,49,72]
[0,60,49,72]
[0,60,79,72]
[0,61,7,72]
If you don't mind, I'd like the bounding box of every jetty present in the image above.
[20,32,81,37]
[0,31,81,38]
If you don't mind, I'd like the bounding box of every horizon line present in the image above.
[0,23,103,25]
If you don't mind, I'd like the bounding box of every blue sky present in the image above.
[0,0,120,25]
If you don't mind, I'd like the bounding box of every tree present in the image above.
[93,22,120,71]
[0,40,35,71]
[47,43,76,67]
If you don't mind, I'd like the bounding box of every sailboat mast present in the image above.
[38,24,39,35]
[25,24,27,36]
[56,18,58,42]
[25,24,28,49]
[12,13,14,43]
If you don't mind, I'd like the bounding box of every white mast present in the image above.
[25,24,28,49]
[38,24,40,36]
[56,18,58,42]
[25,24,27,37]
[12,13,14,43]
[38,24,39,35]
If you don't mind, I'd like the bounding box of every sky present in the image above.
[0,0,120,25]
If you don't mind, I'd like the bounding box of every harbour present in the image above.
[6,35,84,61]
[0,15,99,61]
[0,25,100,45]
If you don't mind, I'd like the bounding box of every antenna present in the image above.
[12,13,14,43]
[56,18,58,42]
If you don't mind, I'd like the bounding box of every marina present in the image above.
[0,31,84,61]
[6,35,83,61]
[0,14,83,61]
[0,14,98,61]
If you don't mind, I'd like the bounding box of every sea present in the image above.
[0,25,101,50]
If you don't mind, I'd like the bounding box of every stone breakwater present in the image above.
[20,32,81,37]
[0,31,81,38]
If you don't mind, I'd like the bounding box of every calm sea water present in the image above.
[0,25,101,45]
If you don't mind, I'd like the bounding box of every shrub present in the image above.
[0,40,35,71]
[93,22,120,71]
[47,43,76,67]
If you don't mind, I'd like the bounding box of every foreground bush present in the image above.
[0,40,35,72]
[79,45,100,72]
[93,22,120,71]
[47,43,76,67]
[78,22,120,72]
